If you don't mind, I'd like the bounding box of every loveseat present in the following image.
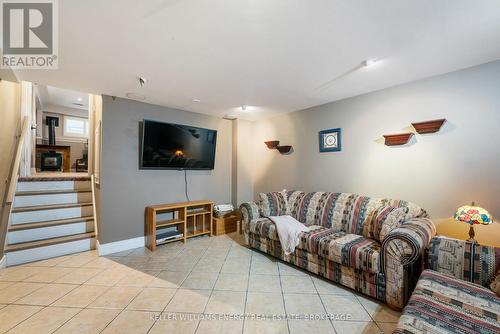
[240,190,436,309]
[394,236,500,333]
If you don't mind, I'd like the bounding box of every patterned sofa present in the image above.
[240,191,436,309]
[394,236,500,334]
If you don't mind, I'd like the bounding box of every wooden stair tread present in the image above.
[12,202,93,213]
[9,216,94,231]
[15,189,92,196]
[5,232,96,252]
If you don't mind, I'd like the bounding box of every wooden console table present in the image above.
[145,200,213,251]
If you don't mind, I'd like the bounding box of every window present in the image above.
[63,116,88,138]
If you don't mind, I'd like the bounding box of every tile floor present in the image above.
[0,232,400,333]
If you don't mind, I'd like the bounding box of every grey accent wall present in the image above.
[250,60,500,220]
[99,96,232,244]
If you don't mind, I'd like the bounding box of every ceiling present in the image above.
[3,0,500,120]
[36,85,88,110]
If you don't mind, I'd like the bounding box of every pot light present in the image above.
[77,97,82,102]
[363,59,378,68]
[193,99,201,103]
[241,105,247,111]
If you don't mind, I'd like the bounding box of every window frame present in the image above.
[63,115,89,138]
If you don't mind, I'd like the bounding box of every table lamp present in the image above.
[454,202,493,243]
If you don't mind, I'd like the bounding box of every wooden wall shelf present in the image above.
[276,145,292,154]
[146,200,213,251]
[383,133,413,146]
[411,119,446,134]
[264,140,280,149]
[265,140,292,154]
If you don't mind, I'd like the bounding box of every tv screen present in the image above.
[140,119,217,170]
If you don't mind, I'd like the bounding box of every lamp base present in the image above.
[467,225,477,243]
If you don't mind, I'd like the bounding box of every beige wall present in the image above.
[0,80,21,259]
[231,119,255,207]
[246,60,500,246]
[0,80,21,205]
[434,218,500,247]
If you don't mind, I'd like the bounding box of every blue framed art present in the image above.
[319,128,341,152]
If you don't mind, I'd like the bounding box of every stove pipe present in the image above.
[45,116,59,146]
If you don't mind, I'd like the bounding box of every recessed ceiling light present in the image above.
[193,99,201,103]
[362,59,378,68]
[126,92,146,101]
[77,97,82,102]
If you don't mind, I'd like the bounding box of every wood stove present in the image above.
[41,151,63,171]
[40,116,63,171]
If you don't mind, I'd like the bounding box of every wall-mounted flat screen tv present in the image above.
[140,119,217,170]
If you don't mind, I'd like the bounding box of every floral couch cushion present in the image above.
[258,190,288,217]
[286,191,428,242]
[427,236,500,288]
[394,270,500,334]
[248,217,279,241]
[296,227,381,274]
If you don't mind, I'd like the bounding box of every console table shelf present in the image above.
[146,200,213,251]
[156,218,184,228]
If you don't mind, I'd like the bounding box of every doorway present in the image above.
[33,85,91,176]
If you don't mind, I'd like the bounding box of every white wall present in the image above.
[248,61,500,228]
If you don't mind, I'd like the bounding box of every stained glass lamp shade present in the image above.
[454,202,493,243]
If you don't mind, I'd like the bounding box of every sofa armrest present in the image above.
[427,236,500,287]
[381,217,436,269]
[239,202,260,233]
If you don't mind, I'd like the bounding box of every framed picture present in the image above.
[319,128,341,152]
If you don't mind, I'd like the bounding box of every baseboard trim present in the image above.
[97,236,145,256]
[0,255,6,268]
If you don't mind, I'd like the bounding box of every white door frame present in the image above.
[28,84,96,176]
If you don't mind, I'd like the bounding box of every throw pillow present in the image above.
[364,206,410,242]
[490,272,500,296]
[258,190,288,217]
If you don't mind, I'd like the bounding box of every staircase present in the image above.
[4,176,96,266]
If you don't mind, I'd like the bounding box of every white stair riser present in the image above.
[14,192,92,208]
[8,222,94,244]
[5,238,96,266]
[12,206,93,224]
[17,180,90,192]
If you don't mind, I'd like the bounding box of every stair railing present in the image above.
[1,116,29,258]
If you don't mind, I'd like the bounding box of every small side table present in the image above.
[213,213,238,236]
